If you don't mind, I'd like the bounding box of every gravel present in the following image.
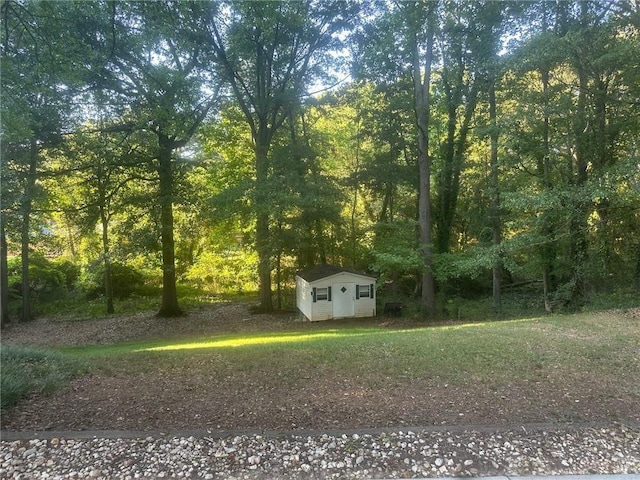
[1,424,639,479]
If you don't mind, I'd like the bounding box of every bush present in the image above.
[53,258,81,290]
[0,344,86,410]
[185,250,258,293]
[79,260,147,299]
[7,253,78,298]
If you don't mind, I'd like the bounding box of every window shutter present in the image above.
[312,287,317,303]
[355,285,360,299]
[370,284,374,299]
[328,286,332,301]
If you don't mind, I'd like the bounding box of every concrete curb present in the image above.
[2,420,639,442]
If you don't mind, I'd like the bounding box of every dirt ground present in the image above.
[1,303,639,433]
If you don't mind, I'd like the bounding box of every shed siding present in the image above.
[296,276,313,320]
[308,276,336,321]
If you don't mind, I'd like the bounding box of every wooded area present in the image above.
[1,0,639,324]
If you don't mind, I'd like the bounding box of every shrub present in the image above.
[53,258,81,291]
[79,260,147,299]
[185,250,258,293]
[0,344,86,410]
[7,253,78,297]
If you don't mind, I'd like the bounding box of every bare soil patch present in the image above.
[2,304,639,433]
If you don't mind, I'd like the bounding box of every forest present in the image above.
[1,0,639,325]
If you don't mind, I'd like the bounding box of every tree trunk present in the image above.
[593,78,612,276]
[539,66,555,313]
[569,58,590,308]
[157,141,182,317]
[99,204,115,314]
[435,82,480,254]
[635,243,640,293]
[412,16,436,317]
[489,78,501,310]
[254,142,273,312]
[1,215,9,328]
[276,252,282,310]
[350,123,361,268]
[20,140,38,322]
[436,97,457,254]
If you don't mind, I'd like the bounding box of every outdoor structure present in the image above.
[295,264,377,321]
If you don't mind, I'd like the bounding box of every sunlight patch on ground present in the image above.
[70,317,545,357]
[133,319,506,353]
[136,331,347,352]
[134,320,526,353]
[439,317,539,331]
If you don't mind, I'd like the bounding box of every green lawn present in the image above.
[3,309,639,423]
[62,309,639,389]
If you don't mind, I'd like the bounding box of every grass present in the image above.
[0,344,88,410]
[3,305,638,418]
[58,310,639,394]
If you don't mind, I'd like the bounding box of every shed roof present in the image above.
[296,264,376,282]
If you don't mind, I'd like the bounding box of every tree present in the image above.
[488,73,502,310]
[354,1,438,315]
[0,216,9,327]
[500,0,640,309]
[408,1,437,316]
[205,0,357,312]
[46,126,144,313]
[1,0,72,322]
[73,1,221,316]
[432,1,506,256]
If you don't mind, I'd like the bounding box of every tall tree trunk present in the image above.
[349,119,362,268]
[157,141,182,317]
[569,60,590,308]
[1,215,9,328]
[412,13,436,317]
[489,78,501,310]
[635,242,640,293]
[276,242,282,311]
[593,77,612,276]
[66,220,78,259]
[255,142,273,312]
[20,140,38,322]
[539,66,556,313]
[99,204,115,314]
[435,82,480,254]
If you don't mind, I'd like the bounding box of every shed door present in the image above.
[332,282,355,318]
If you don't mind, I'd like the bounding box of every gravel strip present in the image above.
[1,424,638,479]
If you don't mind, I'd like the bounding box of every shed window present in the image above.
[358,285,370,298]
[315,287,329,301]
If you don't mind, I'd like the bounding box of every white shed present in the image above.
[296,265,377,321]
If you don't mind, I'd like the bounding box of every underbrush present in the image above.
[379,284,639,322]
[27,284,250,322]
[0,344,87,410]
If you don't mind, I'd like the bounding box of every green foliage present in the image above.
[370,221,424,284]
[6,253,76,296]
[52,258,81,291]
[79,261,148,300]
[29,257,64,293]
[434,248,497,283]
[34,291,166,321]
[185,250,258,294]
[0,344,86,410]
[3,1,639,318]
